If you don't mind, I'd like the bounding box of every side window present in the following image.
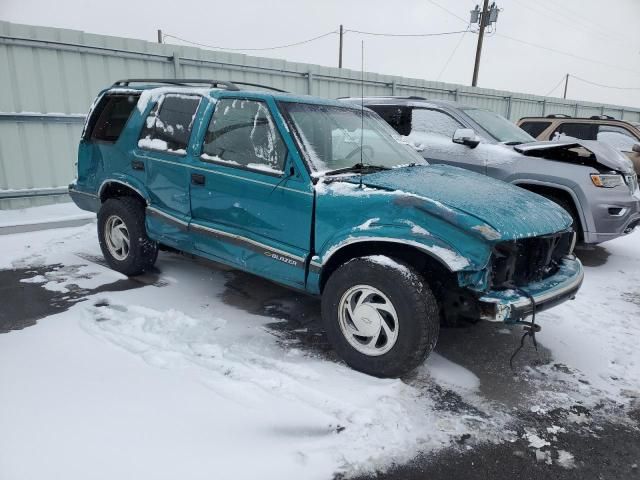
[202,99,287,174]
[519,121,551,139]
[367,105,412,136]
[597,125,638,152]
[86,94,140,143]
[410,108,462,138]
[552,123,597,141]
[138,94,201,154]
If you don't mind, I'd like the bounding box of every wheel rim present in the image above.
[338,285,399,356]
[104,215,130,261]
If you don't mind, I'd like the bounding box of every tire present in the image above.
[540,193,582,241]
[97,197,158,276]
[321,256,440,378]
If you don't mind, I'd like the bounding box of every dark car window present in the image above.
[552,123,597,141]
[202,98,287,174]
[139,94,201,154]
[87,94,140,143]
[519,121,552,139]
[367,105,412,136]
[410,108,462,138]
[597,125,638,152]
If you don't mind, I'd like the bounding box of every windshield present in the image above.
[463,108,535,144]
[281,102,426,173]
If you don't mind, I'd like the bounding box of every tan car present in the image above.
[517,115,640,175]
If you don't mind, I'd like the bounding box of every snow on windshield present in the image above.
[282,103,426,174]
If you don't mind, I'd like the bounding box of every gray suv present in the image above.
[345,97,640,244]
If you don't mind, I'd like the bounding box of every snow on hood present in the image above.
[514,139,634,173]
[345,165,573,239]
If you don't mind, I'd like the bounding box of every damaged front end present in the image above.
[444,229,583,326]
[479,229,582,324]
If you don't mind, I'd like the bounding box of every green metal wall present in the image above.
[1,20,639,208]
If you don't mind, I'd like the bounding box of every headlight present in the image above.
[590,173,624,188]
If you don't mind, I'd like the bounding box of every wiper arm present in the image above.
[323,163,390,176]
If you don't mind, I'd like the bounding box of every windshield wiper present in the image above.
[503,141,524,146]
[323,163,390,176]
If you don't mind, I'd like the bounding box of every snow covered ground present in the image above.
[0,204,639,479]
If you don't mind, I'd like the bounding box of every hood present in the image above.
[514,139,634,173]
[347,165,572,239]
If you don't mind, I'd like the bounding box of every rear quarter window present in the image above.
[138,94,201,154]
[519,121,551,139]
[84,93,140,143]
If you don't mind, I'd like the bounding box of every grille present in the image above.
[491,230,574,289]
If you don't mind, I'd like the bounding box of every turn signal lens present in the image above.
[590,173,624,188]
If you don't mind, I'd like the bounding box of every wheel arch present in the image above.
[98,178,149,205]
[317,239,458,294]
[513,181,586,234]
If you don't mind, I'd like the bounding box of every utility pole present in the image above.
[157,29,163,44]
[563,73,569,99]
[338,25,344,68]
[470,1,499,87]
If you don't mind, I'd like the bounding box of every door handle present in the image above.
[131,160,145,171]
[191,173,205,185]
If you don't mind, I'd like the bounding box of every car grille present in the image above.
[490,230,574,289]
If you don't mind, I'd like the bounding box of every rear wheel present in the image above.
[97,197,158,276]
[321,256,440,378]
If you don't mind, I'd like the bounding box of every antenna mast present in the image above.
[359,40,365,188]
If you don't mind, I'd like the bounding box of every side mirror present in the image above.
[452,128,481,149]
[633,143,640,153]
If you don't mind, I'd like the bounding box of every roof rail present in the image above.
[113,79,240,90]
[229,81,288,93]
[112,78,290,93]
[589,115,615,120]
[546,114,572,118]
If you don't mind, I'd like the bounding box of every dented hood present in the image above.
[514,139,634,173]
[349,164,573,239]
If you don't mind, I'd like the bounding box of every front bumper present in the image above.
[478,256,584,324]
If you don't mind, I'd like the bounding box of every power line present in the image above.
[508,0,636,51]
[345,28,469,38]
[437,29,470,80]
[544,75,567,97]
[535,0,636,45]
[570,75,640,91]
[495,33,640,76]
[425,0,471,25]
[162,30,338,52]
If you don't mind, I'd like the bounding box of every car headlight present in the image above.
[590,173,624,188]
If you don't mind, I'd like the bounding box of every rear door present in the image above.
[135,93,203,249]
[188,96,313,288]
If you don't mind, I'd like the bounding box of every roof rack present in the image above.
[546,114,572,118]
[112,79,289,93]
[229,81,288,93]
[113,79,240,90]
[589,115,615,120]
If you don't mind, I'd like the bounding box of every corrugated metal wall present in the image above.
[2,20,640,209]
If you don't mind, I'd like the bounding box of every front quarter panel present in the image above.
[311,181,497,292]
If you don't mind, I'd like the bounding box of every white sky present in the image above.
[2,0,640,108]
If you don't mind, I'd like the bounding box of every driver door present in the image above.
[406,108,487,174]
[187,96,313,289]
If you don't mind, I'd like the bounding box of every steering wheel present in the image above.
[345,145,375,161]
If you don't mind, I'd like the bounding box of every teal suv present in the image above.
[69,79,584,377]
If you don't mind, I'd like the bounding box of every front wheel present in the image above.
[321,256,440,378]
[97,197,158,276]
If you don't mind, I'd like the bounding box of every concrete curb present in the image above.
[0,217,95,235]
